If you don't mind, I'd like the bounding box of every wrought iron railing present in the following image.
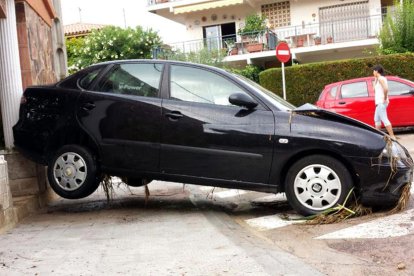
[154,14,383,59]
[274,14,382,46]
[163,29,277,56]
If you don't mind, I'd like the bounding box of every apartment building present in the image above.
[147,0,395,67]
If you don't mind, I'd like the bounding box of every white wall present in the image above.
[176,0,383,41]
[290,0,382,26]
[181,4,260,41]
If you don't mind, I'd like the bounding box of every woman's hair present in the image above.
[372,64,384,75]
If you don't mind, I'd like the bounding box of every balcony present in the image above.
[156,14,383,65]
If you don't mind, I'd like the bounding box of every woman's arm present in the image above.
[379,78,389,101]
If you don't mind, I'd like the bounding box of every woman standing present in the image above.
[373,64,396,139]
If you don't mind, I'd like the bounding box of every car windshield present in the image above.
[233,74,295,111]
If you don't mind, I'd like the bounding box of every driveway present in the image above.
[0,133,413,275]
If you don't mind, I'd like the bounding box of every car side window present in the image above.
[78,67,102,89]
[330,86,338,99]
[58,65,104,90]
[387,81,413,96]
[340,82,368,98]
[97,63,163,97]
[170,65,249,106]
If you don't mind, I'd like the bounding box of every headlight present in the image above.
[381,141,408,160]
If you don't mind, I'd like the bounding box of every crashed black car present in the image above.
[13,60,413,215]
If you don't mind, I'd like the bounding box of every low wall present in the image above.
[0,155,16,232]
[0,151,54,232]
[4,151,47,196]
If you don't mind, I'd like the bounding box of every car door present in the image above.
[76,62,164,173]
[385,78,414,127]
[334,80,373,125]
[160,64,275,184]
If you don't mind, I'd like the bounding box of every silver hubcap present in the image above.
[294,164,342,211]
[53,152,87,191]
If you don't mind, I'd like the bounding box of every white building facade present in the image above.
[147,0,395,67]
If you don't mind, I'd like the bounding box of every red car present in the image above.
[316,76,414,127]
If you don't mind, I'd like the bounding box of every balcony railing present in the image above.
[155,14,383,59]
[275,14,382,46]
[161,30,276,57]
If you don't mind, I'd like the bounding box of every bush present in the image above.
[259,53,414,106]
[162,48,227,68]
[227,65,263,83]
[66,26,162,73]
[379,0,414,54]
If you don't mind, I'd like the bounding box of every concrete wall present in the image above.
[0,156,15,232]
[4,152,47,197]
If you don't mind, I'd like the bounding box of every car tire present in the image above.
[285,155,353,216]
[47,145,101,199]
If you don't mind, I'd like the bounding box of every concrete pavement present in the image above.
[0,183,322,276]
[0,132,413,275]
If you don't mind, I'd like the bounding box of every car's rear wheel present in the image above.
[285,155,353,216]
[47,145,101,199]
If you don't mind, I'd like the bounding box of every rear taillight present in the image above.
[20,95,27,104]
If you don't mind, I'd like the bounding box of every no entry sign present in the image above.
[275,42,290,100]
[276,42,291,63]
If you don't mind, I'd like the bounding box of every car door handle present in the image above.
[81,102,96,111]
[338,101,346,105]
[165,111,183,120]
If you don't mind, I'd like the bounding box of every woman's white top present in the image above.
[374,76,388,105]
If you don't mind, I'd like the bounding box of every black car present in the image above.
[13,60,413,215]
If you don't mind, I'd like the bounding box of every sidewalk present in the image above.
[398,133,414,156]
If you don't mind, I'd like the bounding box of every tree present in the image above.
[66,26,162,73]
[379,0,414,54]
[157,47,227,68]
[237,14,267,36]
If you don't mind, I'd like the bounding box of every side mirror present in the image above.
[409,89,414,95]
[229,93,258,109]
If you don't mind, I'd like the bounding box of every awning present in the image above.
[173,0,244,15]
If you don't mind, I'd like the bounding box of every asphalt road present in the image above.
[0,133,413,275]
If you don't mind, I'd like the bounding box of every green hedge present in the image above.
[259,53,414,106]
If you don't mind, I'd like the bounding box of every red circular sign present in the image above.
[275,42,291,63]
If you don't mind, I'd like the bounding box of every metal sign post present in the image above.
[275,42,291,101]
[281,62,286,100]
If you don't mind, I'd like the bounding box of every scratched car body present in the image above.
[13,60,413,215]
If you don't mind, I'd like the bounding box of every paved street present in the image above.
[0,133,413,275]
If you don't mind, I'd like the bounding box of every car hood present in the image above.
[281,104,387,157]
[292,103,382,135]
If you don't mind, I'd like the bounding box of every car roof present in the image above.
[94,59,226,72]
[324,76,406,89]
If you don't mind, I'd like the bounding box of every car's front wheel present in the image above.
[47,145,101,199]
[285,155,353,216]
